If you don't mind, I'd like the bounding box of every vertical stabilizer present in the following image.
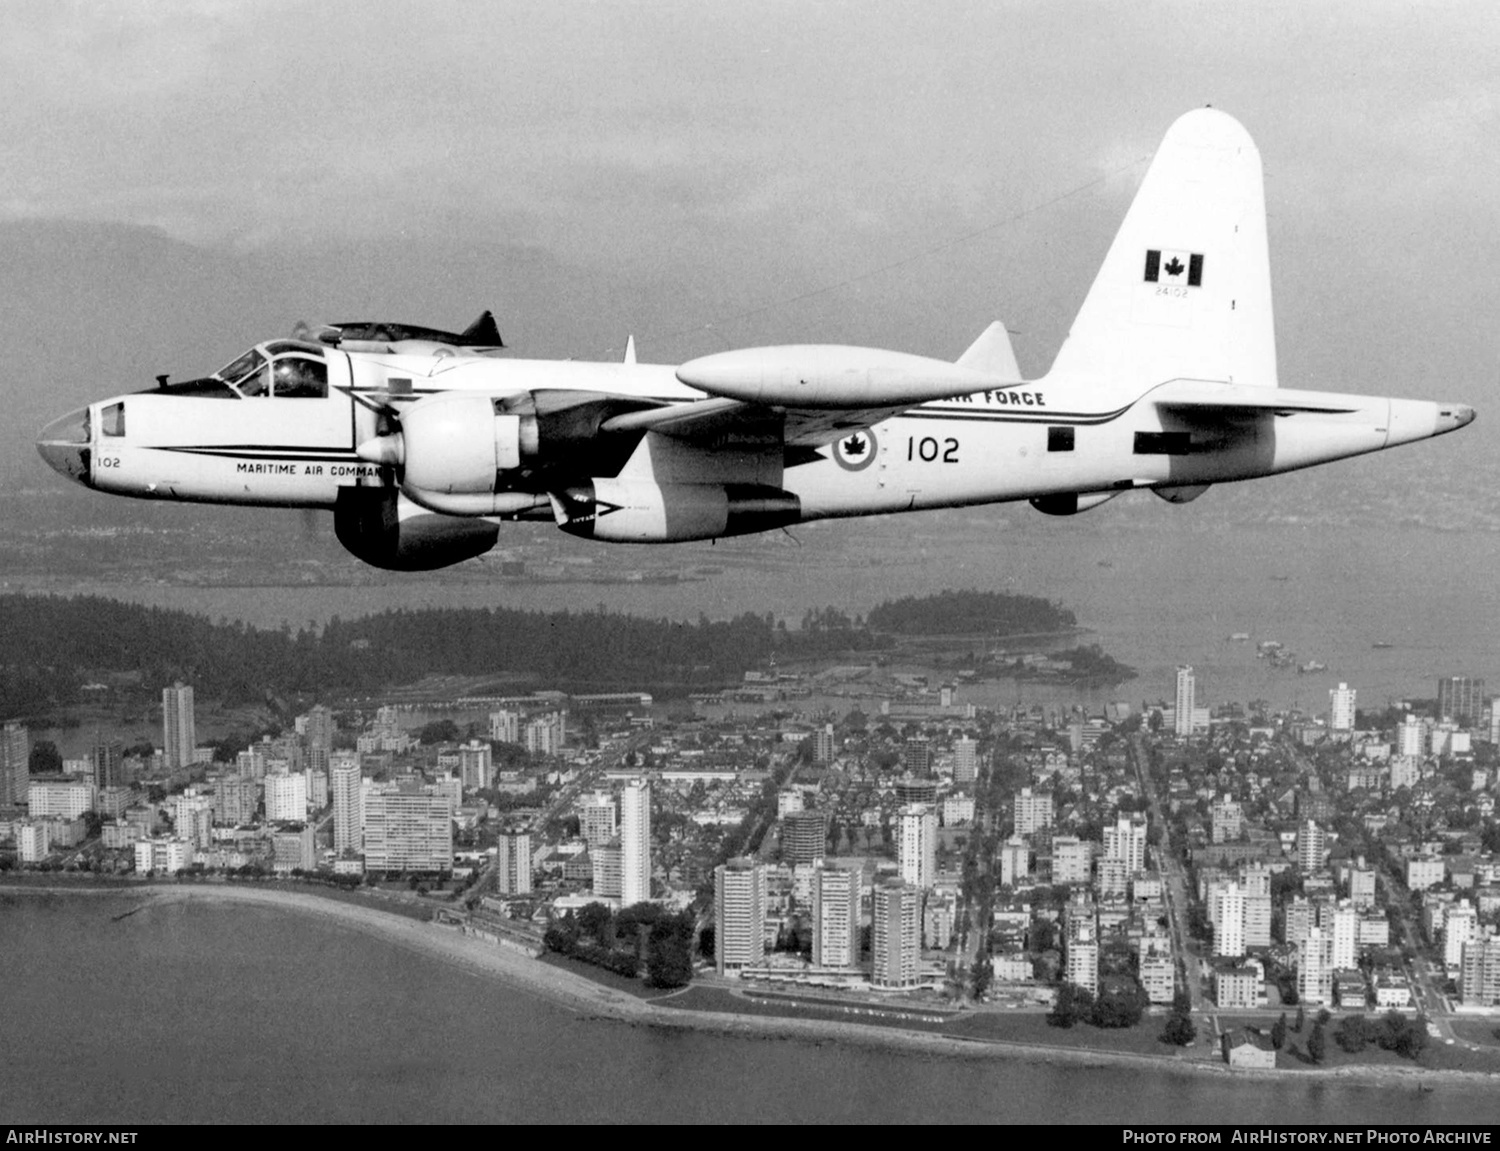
[1044,108,1277,393]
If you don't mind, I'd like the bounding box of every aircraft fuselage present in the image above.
[37,109,1476,564]
[49,345,1470,524]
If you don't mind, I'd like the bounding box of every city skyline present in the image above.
[6,615,1500,1123]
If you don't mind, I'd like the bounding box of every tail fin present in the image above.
[1044,108,1277,393]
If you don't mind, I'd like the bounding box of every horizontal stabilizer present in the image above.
[1150,380,1360,416]
[956,321,1021,380]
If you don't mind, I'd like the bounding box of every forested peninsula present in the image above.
[0,589,1118,716]
[866,590,1076,636]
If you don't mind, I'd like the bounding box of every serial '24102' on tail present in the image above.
[37,109,1474,571]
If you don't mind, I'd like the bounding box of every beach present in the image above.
[9,881,1495,1091]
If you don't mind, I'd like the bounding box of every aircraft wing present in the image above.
[598,394,933,448]
[605,333,1024,448]
[599,396,763,439]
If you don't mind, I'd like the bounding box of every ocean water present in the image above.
[31,517,1500,711]
[2,892,1496,1125]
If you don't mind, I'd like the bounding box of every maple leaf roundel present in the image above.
[832,428,878,472]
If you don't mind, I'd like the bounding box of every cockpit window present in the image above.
[212,343,327,398]
[237,364,271,397]
[271,356,328,398]
[264,340,326,358]
[216,348,266,391]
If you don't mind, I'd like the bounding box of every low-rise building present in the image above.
[133,837,191,874]
[1222,1029,1276,1069]
[1051,836,1093,885]
[1140,954,1176,1004]
[1406,856,1445,892]
[1333,969,1368,1009]
[271,825,316,873]
[1357,915,1390,948]
[101,821,141,849]
[992,953,1033,982]
[27,778,96,819]
[16,820,51,862]
[1372,969,1414,1009]
[42,815,87,849]
[1213,966,1261,1010]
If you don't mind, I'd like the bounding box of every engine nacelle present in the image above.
[1030,491,1121,516]
[393,393,523,495]
[333,487,498,571]
[553,480,800,542]
[359,390,652,516]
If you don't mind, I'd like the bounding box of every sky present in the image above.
[3,0,1498,501]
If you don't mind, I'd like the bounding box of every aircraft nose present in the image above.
[36,408,92,486]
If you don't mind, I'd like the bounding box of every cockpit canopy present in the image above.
[214,340,328,398]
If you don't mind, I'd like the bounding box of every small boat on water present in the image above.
[1227,632,1250,642]
[1372,641,1394,649]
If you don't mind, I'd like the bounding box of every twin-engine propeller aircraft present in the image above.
[38,109,1474,571]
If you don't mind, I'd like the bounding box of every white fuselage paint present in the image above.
[81,346,1451,532]
[53,112,1475,548]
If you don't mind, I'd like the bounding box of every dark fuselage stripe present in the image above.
[157,446,364,461]
[903,406,1132,426]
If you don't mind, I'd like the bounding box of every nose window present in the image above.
[101,402,126,437]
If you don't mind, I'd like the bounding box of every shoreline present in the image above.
[8,882,1498,1089]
